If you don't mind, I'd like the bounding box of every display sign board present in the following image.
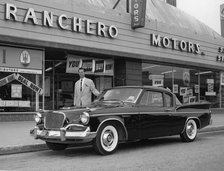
[14,74,43,95]
[152,79,164,87]
[66,55,114,75]
[0,73,43,95]
[173,84,178,94]
[0,73,15,87]
[0,100,30,107]
[131,0,147,29]
[11,84,22,98]
[0,46,43,74]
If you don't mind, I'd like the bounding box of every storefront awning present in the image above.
[80,0,220,38]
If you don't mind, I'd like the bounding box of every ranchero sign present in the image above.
[4,3,118,39]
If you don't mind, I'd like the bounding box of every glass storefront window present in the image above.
[142,63,221,108]
[0,72,43,112]
[173,67,198,104]
[198,70,220,108]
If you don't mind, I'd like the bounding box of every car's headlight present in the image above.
[34,112,42,124]
[80,112,90,125]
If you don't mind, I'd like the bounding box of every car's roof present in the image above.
[110,86,172,93]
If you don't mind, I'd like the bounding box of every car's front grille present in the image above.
[44,112,66,129]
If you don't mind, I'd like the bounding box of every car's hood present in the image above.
[54,102,133,123]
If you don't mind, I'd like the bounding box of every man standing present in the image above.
[74,67,100,107]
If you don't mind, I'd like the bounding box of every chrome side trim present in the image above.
[92,112,138,117]
[91,111,208,117]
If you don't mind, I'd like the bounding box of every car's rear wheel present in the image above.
[180,119,198,142]
[46,142,68,151]
[93,123,119,155]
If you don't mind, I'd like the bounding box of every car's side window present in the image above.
[165,93,173,107]
[139,92,148,106]
[140,91,163,107]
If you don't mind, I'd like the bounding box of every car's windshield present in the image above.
[95,88,142,103]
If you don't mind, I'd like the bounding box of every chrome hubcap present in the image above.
[186,121,196,139]
[102,131,114,147]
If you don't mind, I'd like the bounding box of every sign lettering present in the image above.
[5,3,118,39]
[0,73,16,87]
[151,34,201,55]
[15,74,43,95]
[217,47,224,62]
[131,0,146,29]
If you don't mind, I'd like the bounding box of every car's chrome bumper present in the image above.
[32,125,96,142]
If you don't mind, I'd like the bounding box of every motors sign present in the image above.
[131,0,147,29]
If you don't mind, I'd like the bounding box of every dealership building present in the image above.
[0,0,224,121]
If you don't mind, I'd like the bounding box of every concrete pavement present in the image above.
[0,113,224,155]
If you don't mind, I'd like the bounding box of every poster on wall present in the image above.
[221,72,224,85]
[95,60,104,73]
[183,96,189,104]
[173,84,178,94]
[189,96,196,103]
[183,70,190,86]
[104,59,114,76]
[194,85,199,93]
[11,84,22,98]
[187,88,193,96]
[180,87,187,96]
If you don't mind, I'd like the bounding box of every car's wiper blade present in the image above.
[103,99,124,103]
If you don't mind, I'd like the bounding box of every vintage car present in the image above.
[31,86,212,155]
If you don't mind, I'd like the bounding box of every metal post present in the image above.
[126,0,130,13]
[52,61,55,110]
[112,0,121,9]
[198,72,200,103]
[220,72,222,108]
[172,67,174,92]
[42,50,45,110]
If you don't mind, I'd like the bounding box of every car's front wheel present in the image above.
[180,119,198,142]
[46,142,68,151]
[93,123,119,155]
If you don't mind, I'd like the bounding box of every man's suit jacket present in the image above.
[74,77,100,107]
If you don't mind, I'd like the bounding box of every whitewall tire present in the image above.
[94,123,119,155]
[180,119,198,142]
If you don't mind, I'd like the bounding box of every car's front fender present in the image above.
[89,115,128,141]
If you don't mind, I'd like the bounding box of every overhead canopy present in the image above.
[79,0,220,38]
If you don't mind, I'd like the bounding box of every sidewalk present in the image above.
[0,113,224,155]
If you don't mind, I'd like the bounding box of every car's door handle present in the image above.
[165,109,172,112]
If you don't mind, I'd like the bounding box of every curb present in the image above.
[0,144,47,155]
[199,126,224,133]
[0,126,224,155]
